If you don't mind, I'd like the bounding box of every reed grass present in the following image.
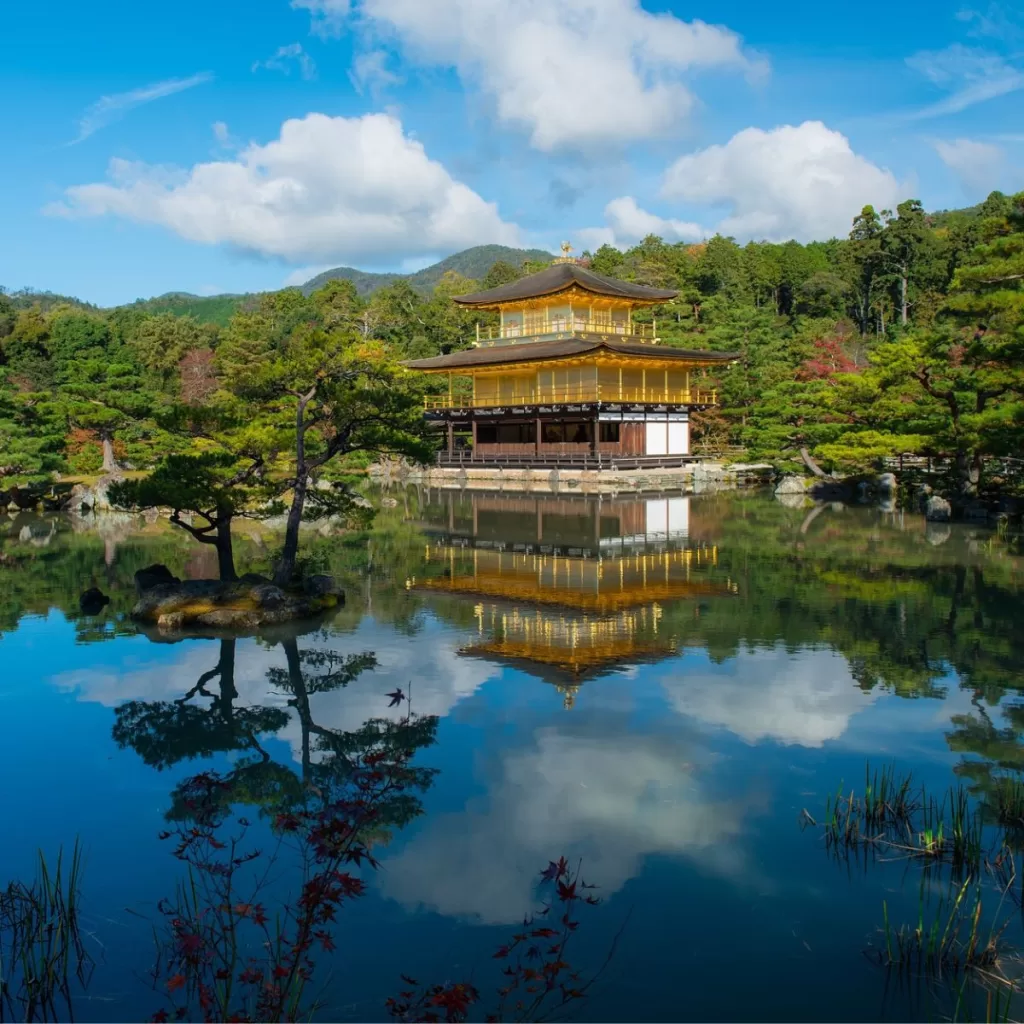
[875,878,1008,979]
[992,778,1024,833]
[0,841,92,1022]
[823,763,986,873]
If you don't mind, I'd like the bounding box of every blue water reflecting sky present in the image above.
[1,492,1021,1021]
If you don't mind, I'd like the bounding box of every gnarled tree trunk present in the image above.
[955,450,982,497]
[100,430,118,473]
[215,517,237,582]
[274,390,315,588]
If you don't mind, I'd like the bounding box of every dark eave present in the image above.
[404,337,739,372]
[453,262,678,307]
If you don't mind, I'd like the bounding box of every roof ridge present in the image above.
[453,261,678,308]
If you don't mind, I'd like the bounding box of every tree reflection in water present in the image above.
[110,632,437,1020]
[112,635,603,1023]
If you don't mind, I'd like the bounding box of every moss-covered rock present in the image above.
[131,578,344,631]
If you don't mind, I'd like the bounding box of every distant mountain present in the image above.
[299,244,556,297]
[121,291,253,326]
[2,288,97,312]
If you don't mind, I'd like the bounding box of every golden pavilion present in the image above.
[407,491,737,706]
[404,248,738,468]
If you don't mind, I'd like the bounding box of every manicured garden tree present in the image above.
[0,368,66,487]
[217,313,435,588]
[108,451,268,581]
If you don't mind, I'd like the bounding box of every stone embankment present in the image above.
[371,461,775,495]
[773,473,1022,525]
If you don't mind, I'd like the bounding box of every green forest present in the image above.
[1,189,1022,506]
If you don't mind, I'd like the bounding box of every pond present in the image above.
[2,488,1024,1022]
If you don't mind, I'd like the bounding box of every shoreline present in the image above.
[374,461,776,495]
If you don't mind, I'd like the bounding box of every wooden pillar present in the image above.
[446,421,454,454]
[471,420,477,456]
[591,413,598,455]
[535,415,542,455]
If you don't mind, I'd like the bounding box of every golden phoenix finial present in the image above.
[560,240,573,258]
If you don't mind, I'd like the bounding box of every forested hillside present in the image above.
[121,292,250,326]
[1,190,1021,498]
[299,243,555,296]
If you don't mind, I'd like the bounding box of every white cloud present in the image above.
[283,264,335,287]
[212,121,230,144]
[252,42,317,80]
[956,4,1024,41]
[905,44,1024,119]
[661,647,876,748]
[577,196,704,251]
[381,724,755,923]
[349,49,402,95]
[47,112,520,265]
[71,72,213,144]
[656,120,902,243]
[934,137,1007,194]
[327,0,764,152]
[605,196,704,244]
[292,0,351,38]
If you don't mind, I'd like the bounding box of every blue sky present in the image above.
[2,0,1022,306]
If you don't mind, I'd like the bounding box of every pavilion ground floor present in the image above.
[430,404,696,469]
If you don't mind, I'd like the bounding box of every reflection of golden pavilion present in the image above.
[409,492,737,704]
[465,602,677,707]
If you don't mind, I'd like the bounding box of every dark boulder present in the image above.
[135,564,181,595]
[79,587,110,615]
[303,574,346,601]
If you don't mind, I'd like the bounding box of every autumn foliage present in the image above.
[148,695,606,1024]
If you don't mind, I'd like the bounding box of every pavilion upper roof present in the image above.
[453,262,678,309]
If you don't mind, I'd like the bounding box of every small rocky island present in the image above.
[132,564,344,631]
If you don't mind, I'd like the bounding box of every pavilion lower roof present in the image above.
[404,337,739,372]
[412,572,732,613]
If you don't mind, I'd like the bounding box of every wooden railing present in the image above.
[476,318,655,344]
[424,384,717,411]
[436,450,713,470]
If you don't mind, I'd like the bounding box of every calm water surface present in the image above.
[2,489,1023,1022]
